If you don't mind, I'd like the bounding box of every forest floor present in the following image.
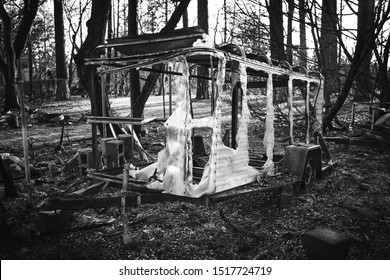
[1,95,390,260]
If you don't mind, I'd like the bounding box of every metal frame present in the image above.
[38,34,329,241]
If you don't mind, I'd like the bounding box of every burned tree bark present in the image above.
[0,1,39,111]
[267,0,287,61]
[74,0,111,128]
[319,0,338,129]
[196,0,209,99]
[0,5,19,111]
[286,0,294,64]
[354,0,375,102]
[375,34,390,108]
[323,0,379,130]
[54,0,70,101]
[298,0,307,68]
[128,0,141,119]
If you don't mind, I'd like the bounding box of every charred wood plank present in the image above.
[40,193,140,211]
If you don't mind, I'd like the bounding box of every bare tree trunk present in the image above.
[106,2,113,95]
[74,0,111,135]
[27,37,34,100]
[374,30,390,113]
[128,0,141,121]
[196,0,209,99]
[183,9,188,28]
[54,0,70,101]
[354,0,375,102]
[286,0,294,64]
[298,0,307,68]
[319,0,338,128]
[0,1,39,111]
[0,7,19,111]
[323,0,377,130]
[378,37,390,105]
[267,0,287,61]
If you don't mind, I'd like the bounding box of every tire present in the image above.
[302,158,316,188]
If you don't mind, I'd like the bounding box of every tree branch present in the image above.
[160,0,191,33]
[0,2,15,66]
[133,0,192,119]
[13,0,40,58]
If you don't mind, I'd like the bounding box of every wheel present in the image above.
[302,158,316,188]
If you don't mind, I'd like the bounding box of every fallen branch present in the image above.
[61,178,89,194]
[219,208,265,239]
[104,216,149,237]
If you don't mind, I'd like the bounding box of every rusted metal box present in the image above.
[282,144,322,189]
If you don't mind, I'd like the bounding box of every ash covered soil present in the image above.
[1,96,390,260]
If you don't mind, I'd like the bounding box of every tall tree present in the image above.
[266,0,287,61]
[354,0,375,101]
[323,0,386,130]
[196,0,209,99]
[319,0,338,124]
[0,0,40,111]
[286,0,294,64]
[374,32,390,109]
[74,0,111,122]
[128,0,141,117]
[54,0,70,100]
[298,0,307,68]
[74,0,191,134]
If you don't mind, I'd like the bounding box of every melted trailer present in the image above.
[39,29,334,238]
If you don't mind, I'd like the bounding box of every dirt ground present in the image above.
[1,96,390,260]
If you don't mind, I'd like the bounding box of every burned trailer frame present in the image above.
[86,37,326,190]
[38,31,329,237]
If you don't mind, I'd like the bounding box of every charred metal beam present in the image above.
[247,79,308,89]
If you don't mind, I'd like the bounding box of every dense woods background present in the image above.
[1,0,389,128]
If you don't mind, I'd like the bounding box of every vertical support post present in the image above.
[351,102,356,134]
[101,73,106,138]
[162,66,166,119]
[306,82,310,144]
[288,76,294,144]
[122,165,131,244]
[18,60,32,204]
[314,79,324,135]
[92,123,98,170]
[90,71,99,170]
[169,65,172,116]
[263,72,275,175]
[210,55,215,113]
[127,70,135,119]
